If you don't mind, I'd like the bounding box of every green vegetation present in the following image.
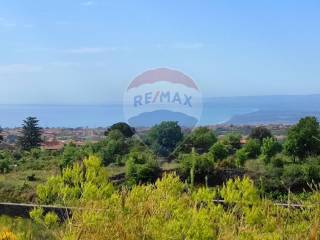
[105,122,136,138]
[284,116,320,161]
[145,121,183,157]
[0,215,56,240]
[17,117,43,151]
[1,116,320,238]
[28,160,320,240]
[249,126,272,142]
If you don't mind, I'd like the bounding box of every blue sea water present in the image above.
[0,104,255,128]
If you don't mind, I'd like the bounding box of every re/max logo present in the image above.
[133,91,192,107]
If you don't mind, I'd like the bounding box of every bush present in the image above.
[0,159,11,173]
[235,148,248,167]
[125,151,161,185]
[178,151,214,184]
[209,142,228,161]
[57,175,320,240]
[261,137,282,163]
[281,164,306,191]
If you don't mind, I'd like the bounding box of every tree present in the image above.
[209,142,228,161]
[182,127,217,153]
[250,126,272,142]
[17,117,43,151]
[146,121,183,157]
[284,116,320,161]
[243,139,261,159]
[105,122,135,138]
[222,133,242,154]
[261,137,282,163]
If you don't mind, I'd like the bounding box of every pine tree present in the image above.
[18,117,43,151]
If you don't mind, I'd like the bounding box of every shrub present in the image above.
[209,142,228,161]
[178,151,214,184]
[125,151,161,185]
[261,137,282,163]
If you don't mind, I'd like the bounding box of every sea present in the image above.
[0,104,255,128]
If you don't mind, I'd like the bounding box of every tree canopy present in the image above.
[249,126,272,142]
[105,122,135,138]
[182,127,217,153]
[284,116,320,161]
[146,121,183,157]
[17,117,43,151]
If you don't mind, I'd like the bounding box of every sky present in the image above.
[0,0,320,104]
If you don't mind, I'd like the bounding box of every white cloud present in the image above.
[81,1,94,6]
[0,64,43,74]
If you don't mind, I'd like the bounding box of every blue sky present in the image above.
[1,0,320,104]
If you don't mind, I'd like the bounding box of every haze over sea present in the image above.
[0,103,254,128]
[1,94,320,128]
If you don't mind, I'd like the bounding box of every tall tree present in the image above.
[105,122,135,138]
[18,117,43,151]
[146,121,183,157]
[284,116,320,161]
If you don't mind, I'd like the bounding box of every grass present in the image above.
[0,215,56,240]
[0,169,59,203]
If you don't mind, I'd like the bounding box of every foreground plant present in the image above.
[32,155,320,240]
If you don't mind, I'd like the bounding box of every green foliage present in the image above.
[36,155,114,205]
[235,139,260,166]
[243,139,261,159]
[178,151,214,184]
[284,116,320,161]
[105,122,135,138]
[146,121,183,157]
[0,215,56,240]
[57,174,320,240]
[182,127,217,153]
[125,150,161,185]
[209,141,228,161]
[17,117,43,151]
[220,177,259,204]
[59,143,87,169]
[261,137,282,163]
[281,164,306,191]
[30,208,59,231]
[249,126,272,142]
[0,159,11,173]
[222,133,242,154]
[0,150,13,173]
[235,148,248,167]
